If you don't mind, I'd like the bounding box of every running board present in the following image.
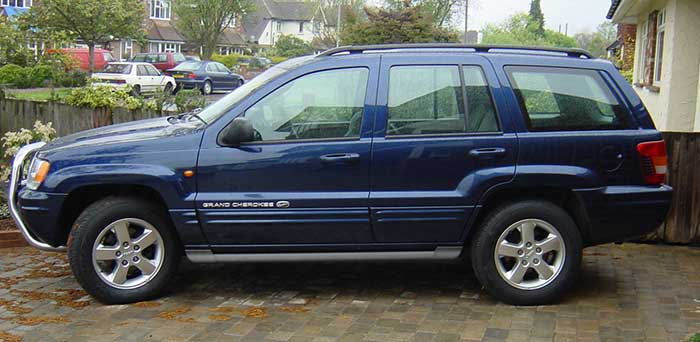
[185,247,462,263]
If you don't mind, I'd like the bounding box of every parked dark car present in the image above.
[166,60,244,95]
[8,44,672,306]
[130,52,186,71]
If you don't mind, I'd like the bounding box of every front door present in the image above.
[369,55,518,243]
[196,60,379,251]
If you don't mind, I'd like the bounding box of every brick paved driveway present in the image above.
[0,243,697,342]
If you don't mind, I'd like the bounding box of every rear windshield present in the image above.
[100,64,132,74]
[173,61,202,71]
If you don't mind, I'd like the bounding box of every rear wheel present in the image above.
[470,200,582,305]
[163,82,174,94]
[130,85,141,97]
[236,79,244,88]
[201,80,212,95]
[68,197,181,304]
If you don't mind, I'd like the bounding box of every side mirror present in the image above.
[219,117,255,146]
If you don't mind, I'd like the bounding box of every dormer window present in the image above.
[150,0,171,20]
[1,0,32,7]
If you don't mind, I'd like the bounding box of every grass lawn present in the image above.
[5,88,73,101]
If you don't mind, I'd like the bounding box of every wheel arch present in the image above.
[57,184,172,247]
[462,186,593,248]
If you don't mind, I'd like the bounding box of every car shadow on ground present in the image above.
[165,257,611,305]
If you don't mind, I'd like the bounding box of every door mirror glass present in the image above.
[219,117,255,146]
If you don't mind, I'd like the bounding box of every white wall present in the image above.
[631,0,700,132]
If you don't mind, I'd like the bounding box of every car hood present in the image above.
[39,116,204,155]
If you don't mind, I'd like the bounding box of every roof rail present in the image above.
[316,44,594,59]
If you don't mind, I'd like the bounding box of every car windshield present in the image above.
[173,61,202,71]
[196,56,313,124]
[100,64,132,74]
[131,54,158,63]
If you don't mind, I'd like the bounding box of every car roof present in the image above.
[107,62,153,66]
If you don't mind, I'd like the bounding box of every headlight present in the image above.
[26,158,50,190]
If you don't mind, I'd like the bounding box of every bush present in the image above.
[55,70,89,88]
[28,64,56,88]
[689,333,700,342]
[1,121,56,181]
[174,89,206,113]
[0,64,28,87]
[270,35,313,58]
[269,56,288,64]
[65,84,143,110]
[211,53,247,69]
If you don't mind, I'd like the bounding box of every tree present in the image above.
[0,16,34,67]
[26,0,145,73]
[385,0,465,27]
[174,0,255,60]
[341,1,459,45]
[482,13,576,48]
[272,35,314,57]
[528,0,544,36]
[574,22,617,58]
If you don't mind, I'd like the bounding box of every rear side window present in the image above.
[506,66,629,131]
[244,68,369,141]
[387,65,498,136]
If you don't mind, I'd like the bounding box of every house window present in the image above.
[654,9,666,83]
[121,39,133,60]
[276,21,282,32]
[1,0,31,7]
[150,0,170,20]
[149,41,181,53]
[299,22,304,33]
[636,20,648,84]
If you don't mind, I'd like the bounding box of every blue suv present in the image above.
[8,45,672,305]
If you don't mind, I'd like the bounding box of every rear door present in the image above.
[369,54,518,243]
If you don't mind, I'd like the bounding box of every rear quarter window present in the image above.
[506,66,630,131]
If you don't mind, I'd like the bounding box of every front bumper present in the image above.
[7,142,66,252]
[573,185,673,245]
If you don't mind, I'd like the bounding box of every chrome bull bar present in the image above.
[7,141,66,252]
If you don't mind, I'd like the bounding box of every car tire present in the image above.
[130,85,141,97]
[163,83,174,94]
[67,196,181,304]
[201,80,212,95]
[236,79,244,88]
[470,200,582,306]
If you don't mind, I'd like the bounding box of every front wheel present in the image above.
[470,200,582,305]
[68,197,181,304]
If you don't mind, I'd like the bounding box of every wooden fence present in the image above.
[1,98,699,244]
[647,132,700,244]
[0,98,165,139]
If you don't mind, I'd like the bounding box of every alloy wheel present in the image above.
[493,219,566,290]
[92,218,165,289]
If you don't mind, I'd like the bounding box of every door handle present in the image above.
[320,153,360,164]
[469,147,507,158]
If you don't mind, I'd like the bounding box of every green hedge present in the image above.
[0,63,88,88]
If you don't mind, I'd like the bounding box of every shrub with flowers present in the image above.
[1,121,56,181]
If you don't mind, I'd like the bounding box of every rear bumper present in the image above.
[573,185,672,245]
[175,80,203,90]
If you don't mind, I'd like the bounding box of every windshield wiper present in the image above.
[167,111,207,125]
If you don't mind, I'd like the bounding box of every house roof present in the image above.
[607,0,622,19]
[146,19,185,42]
[241,0,320,42]
[218,28,246,46]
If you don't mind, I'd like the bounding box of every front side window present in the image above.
[507,66,628,131]
[146,65,160,76]
[387,65,498,136]
[150,0,170,19]
[244,68,369,141]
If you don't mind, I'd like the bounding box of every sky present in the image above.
[465,0,613,35]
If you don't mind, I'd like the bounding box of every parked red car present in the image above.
[52,48,116,71]
[130,52,186,71]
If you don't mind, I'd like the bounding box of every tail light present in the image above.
[187,73,196,79]
[637,140,667,184]
[113,79,126,84]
